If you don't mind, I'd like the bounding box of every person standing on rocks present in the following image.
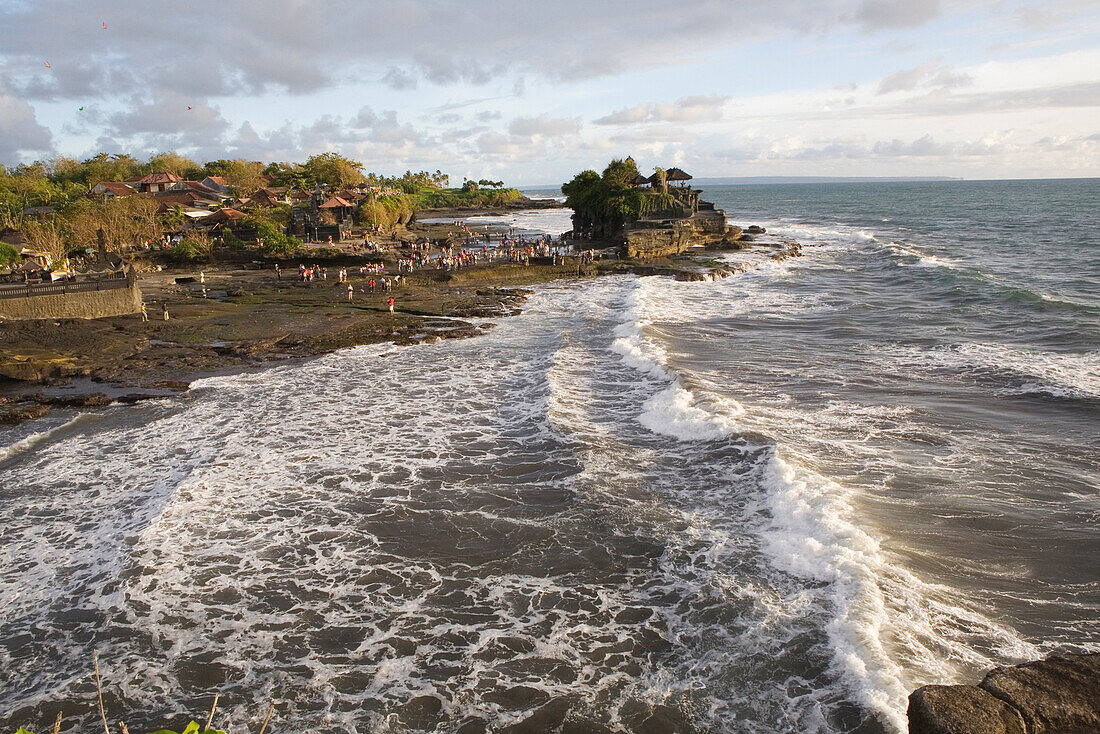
[347,284,354,302]
[161,303,169,321]
[388,297,394,314]
[140,302,148,322]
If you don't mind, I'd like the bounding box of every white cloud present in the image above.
[595,95,730,125]
[877,63,973,94]
[508,114,581,137]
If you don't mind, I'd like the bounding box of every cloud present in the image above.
[595,95,731,125]
[382,67,418,91]
[108,94,228,137]
[881,80,1100,116]
[0,90,53,163]
[856,0,941,29]
[508,114,580,137]
[877,63,973,94]
[0,0,948,105]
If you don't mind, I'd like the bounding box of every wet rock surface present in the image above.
[908,654,1100,734]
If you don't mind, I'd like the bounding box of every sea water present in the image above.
[1,179,1096,733]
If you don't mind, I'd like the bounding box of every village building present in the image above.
[134,172,182,193]
[201,176,231,194]
[89,181,137,198]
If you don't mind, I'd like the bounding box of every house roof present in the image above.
[92,181,136,196]
[137,172,182,184]
[336,189,367,201]
[202,208,247,224]
[245,191,279,207]
[631,174,651,185]
[177,180,222,195]
[205,176,229,186]
[319,195,353,208]
[665,167,692,181]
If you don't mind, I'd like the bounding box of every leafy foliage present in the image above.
[358,194,414,228]
[243,218,302,256]
[0,242,19,267]
[146,720,226,734]
[562,157,673,239]
[413,188,522,209]
[202,159,267,195]
[10,724,225,734]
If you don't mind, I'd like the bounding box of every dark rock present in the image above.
[637,704,694,734]
[745,225,766,234]
[0,402,50,425]
[397,695,443,730]
[32,392,111,408]
[456,719,488,734]
[908,653,1100,734]
[497,699,569,734]
[908,685,1026,734]
[979,654,1100,734]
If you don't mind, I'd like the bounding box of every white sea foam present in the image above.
[875,342,1100,400]
[609,270,1046,732]
[0,413,87,463]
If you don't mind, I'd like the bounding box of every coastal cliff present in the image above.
[908,653,1100,734]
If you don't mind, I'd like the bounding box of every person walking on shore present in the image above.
[388,297,394,314]
[347,284,354,302]
[275,263,281,281]
[161,303,169,321]
[140,302,148,322]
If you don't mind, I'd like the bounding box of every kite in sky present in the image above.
[102,22,108,30]
[43,61,51,68]
[187,106,193,110]
[78,106,84,111]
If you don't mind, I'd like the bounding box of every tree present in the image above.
[203,159,267,194]
[144,152,202,179]
[75,153,143,186]
[20,217,69,267]
[299,152,365,188]
[601,157,639,191]
[67,196,163,253]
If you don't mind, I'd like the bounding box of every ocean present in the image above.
[1,179,1097,733]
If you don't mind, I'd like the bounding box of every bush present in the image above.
[358,194,414,228]
[167,237,211,262]
[251,219,301,256]
[0,241,18,267]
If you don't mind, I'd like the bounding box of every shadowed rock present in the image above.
[908,653,1100,734]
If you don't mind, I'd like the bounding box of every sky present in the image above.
[1,0,1098,184]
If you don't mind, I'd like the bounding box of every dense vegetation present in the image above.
[0,150,499,267]
[561,157,673,239]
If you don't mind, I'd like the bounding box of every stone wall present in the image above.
[0,281,142,321]
[908,653,1100,734]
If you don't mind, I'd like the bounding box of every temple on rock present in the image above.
[562,159,739,259]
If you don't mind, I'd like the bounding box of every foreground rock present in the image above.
[908,653,1100,734]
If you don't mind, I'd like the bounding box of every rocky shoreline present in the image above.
[908,653,1100,733]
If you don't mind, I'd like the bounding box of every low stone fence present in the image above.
[0,270,142,320]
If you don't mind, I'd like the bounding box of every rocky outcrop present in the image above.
[908,654,1100,734]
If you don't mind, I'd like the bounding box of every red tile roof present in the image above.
[137,172,182,184]
[92,181,136,196]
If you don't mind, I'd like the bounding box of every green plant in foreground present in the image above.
[147,720,227,734]
[11,722,226,734]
